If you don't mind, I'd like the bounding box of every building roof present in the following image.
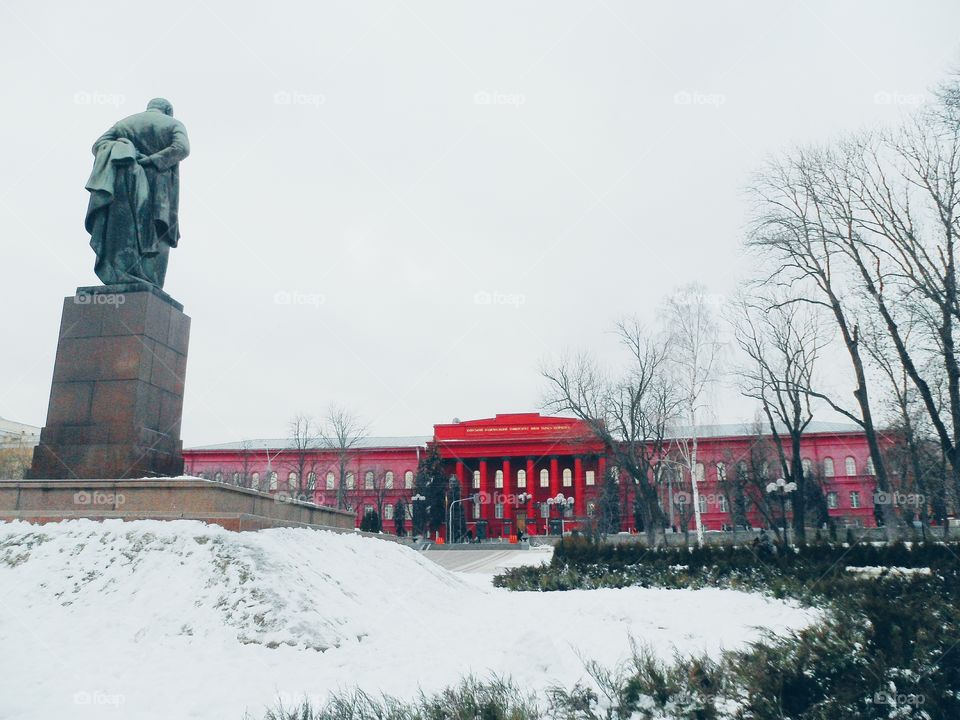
[186,436,432,452]
[0,416,41,449]
[665,421,862,440]
[185,421,863,453]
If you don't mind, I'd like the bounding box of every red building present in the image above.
[183,412,881,536]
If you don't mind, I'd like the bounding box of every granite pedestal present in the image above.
[28,283,190,479]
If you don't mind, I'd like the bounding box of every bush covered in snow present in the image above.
[492,536,960,719]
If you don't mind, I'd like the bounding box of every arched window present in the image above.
[539,468,549,488]
[495,469,504,489]
[472,470,481,489]
[823,457,835,477]
[694,462,705,483]
[364,471,374,489]
[287,471,298,490]
[232,472,241,485]
[404,470,414,489]
[517,469,527,488]
[801,458,812,477]
[865,456,875,475]
[562,468,572,487]
[269,471,278,490]
[346,472,355,489]
[385,471,394,489]
[845,456,857,476]
[715,462,726,482]
[326,472,335,490]
[307,472,316,490]
[251,471,260,488]
[736,461,747,477]
[214,471,223,483]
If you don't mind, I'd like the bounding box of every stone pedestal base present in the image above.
[28,284,190,479]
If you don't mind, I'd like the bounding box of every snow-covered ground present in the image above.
[0,520,818,719]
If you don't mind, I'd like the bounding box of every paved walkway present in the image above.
[422,547,552,575]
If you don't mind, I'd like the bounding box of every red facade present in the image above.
[182,412,881,536]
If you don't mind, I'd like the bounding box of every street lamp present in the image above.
[546,492,575,535]
[448,493,477,544]
[765,477,797,545]
[409,493,426,538]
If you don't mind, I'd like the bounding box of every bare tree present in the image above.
[663,284,722,546]
[747,148,901,535]
[285,414,320,501]
[731,292,828,542]
[322,405,367,510]
[542,317,680,546]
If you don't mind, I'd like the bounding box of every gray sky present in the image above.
[2,1,959,445]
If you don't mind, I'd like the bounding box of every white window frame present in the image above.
[517,469,527,488]
[539,469,549,488]
[562,468,572,487]
[585,470,595,486]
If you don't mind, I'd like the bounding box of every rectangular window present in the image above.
[585,470,595,486]
[562,469,572,487]
[718,495,728,512]
[495,503,504,519]
[539,470,549,488]
[473,501,481,519]
[517,470,527,488]
[850,491,861,509]
[540,503,550,518]
[698,495,707,513]
[384,504,394,520]
[827,492,838,509]
[472,470,481,489]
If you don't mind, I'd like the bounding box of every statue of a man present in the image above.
[85,98,190,289]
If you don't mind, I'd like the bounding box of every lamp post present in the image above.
[547,492,575,535]
[448,494,476,544]
[411,493,425,537]
[765,477,797,546]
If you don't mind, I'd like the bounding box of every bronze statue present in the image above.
[85,98,190,289]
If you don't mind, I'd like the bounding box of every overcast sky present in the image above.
[2,1,959,445]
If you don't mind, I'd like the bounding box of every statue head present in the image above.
[146,98,174,116]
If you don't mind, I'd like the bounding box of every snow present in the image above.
[0,520,818,719]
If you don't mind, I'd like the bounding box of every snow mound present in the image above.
[0,519,461,652]
[0,519,820,720]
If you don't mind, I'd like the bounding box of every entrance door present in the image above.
[516,511,527,533]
